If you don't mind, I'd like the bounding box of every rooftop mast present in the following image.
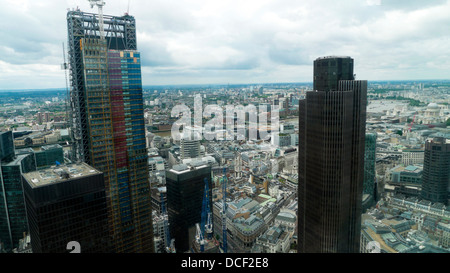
[87,0,106,39]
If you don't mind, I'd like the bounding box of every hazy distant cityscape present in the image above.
[1,78,449,254]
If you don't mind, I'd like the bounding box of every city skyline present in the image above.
[0,0,449,256]
[1,0,450,90]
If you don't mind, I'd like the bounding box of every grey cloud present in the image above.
[138,38,176,67]
[380,0,448,11]
[2,0,450,88]
[199,56,261,71]
[268,47,310,66]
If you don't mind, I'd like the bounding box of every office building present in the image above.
[16,144,64,169]
[181,138,201,160]
[252,224,291,253]
[67,9,153,252]
[388,165,423,198]
[0,131,15,162]
[421,137,450,205]
[271,133,292,147]
[180,127,202,159]
[35,145,64,168]
[298,56,367,253]
[0,131,36,252]
[389,165,423,186]
[402,149,424,166]
[165,163,212,252]
[22,163,109,253]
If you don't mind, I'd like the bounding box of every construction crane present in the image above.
[195,223,205,252]
[221,168,228,253]
[205,208,213,240]
[61,43,71,145]
[408,112,417,132]
[204,178,213,240]
[196,177,212,252]
[87,0,106,39]
[125,0,131,15]
[160,192,175,253]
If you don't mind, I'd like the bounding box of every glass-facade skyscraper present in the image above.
[67,10,153,253]
[22,163,109,253]
[421,137,450,205]
[0,131,36,252]
[0,131,15,162]
[16,144,64,169]
[166,164,212,253]
[313,55,354,92]
[363,133,377,197]
[298,56,367,253]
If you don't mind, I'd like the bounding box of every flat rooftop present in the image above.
[315,55,352,60]
[390,164,423,174]
[2,154,31,167]
[41,144,63,150]
[168,163,208,175]
[23,162,101,188]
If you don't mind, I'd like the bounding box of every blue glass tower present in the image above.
[67,10,152,253]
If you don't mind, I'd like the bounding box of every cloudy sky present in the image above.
[0,0,449,90]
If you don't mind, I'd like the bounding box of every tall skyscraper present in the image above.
[421,137,450,205]
[67,9,153,253]
[166,163,212,252]
[0,131,15,162]
[22,163,109,253]
[0,131,36,252]
[313,56,354,92]
[298,56,367,253]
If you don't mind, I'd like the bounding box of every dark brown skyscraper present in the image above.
[421,137,450,205]
[298,56,367,253]
[22,163,109,253]
[313,56,354,92]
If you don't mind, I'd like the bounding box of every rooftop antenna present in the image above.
[87,0,106,39]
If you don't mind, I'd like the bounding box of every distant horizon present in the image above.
[3,1,450,90]
[1,78,450,92]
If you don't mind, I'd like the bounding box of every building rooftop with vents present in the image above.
[22,162,101,188]
[167,163,209,175]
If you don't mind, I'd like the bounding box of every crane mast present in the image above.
[222,168,228,253]
[204,178,213,240]
[195,223,205,252]
[87,0,106,39]
[196,177,212,252]
[160,192,175,253]
[408,112,417,132]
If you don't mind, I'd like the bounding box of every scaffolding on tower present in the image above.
[67,2,138,163]
[160,192,175,253]
[221,168,228,253]
[194,177,219,253]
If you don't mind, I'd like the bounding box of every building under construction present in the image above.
[66,5,153,253]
